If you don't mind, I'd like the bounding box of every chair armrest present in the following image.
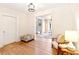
[52,41,58,49]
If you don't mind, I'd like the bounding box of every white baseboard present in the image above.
[15,39,20,42]
[0,39,20,48]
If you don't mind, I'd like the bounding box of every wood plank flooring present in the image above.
[0,37,53,55]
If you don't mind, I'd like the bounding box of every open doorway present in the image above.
[36,15,52,39]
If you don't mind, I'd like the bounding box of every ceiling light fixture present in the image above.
[28,3,35,12]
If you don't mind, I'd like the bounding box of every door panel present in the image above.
[2,15,17,45]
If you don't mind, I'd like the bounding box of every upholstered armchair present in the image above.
[52,34,65,54]
[52,34,65,47]
[52,34,77,55]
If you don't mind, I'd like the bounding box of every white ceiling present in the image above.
[0,3,55,13]
[0,3,79,14]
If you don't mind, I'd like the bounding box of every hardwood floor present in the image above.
[0,37,53,55]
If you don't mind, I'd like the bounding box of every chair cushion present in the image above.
[57,35,65,43]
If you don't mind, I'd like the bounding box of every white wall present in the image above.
[35,6,77,38]
[0,6,36,43]
[25,13,36,35]
[0,4,77,46]
[0,6,33,47]
[0,7,31,35]
[19,13,28,36]
[52,6,77,37]
[0,4,78,49]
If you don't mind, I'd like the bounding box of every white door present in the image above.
[0,15,17,46]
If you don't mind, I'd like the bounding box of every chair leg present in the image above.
[57,46,60,55]
[57,46,63,55]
